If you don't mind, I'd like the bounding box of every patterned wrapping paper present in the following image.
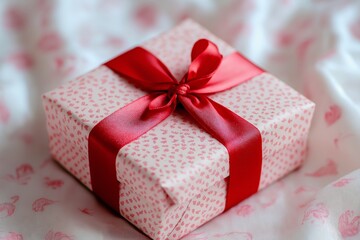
[42,20,315,240]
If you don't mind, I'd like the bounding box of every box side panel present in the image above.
[42,93,93,190]
[119,182,187,240]
[168,180,227,239]
[259,102,315,190]
[119,179,226,240]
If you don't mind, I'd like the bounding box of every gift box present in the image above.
[42,19,315,240]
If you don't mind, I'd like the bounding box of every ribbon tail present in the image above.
[179,95,262,211]
[88,94,174,212]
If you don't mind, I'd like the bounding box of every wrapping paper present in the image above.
[42,20,314,240]
[0,0,360,239]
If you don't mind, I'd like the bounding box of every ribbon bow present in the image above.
[89,39,264,213]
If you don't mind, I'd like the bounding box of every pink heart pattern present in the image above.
[302,202,329,224]
[324,104,342,126]
[0,232,23,240]
[1,1,360,239]
[338,210,360,238]
[0,101,10,124]
[44,231,72,240]
[4,164,34,185]
[0,196,19,218]
[305,159,338,177]
[32,198,56,212]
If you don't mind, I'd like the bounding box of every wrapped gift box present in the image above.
[42,19,315,240]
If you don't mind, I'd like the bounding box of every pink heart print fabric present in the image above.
[1,1,360,240]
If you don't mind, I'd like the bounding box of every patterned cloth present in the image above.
[0,0,359,239]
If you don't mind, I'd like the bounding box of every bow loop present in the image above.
[186,39,223,90]
[105,47,177,92]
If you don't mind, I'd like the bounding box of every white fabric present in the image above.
[0,0,360,239]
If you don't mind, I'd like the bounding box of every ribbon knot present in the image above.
[173,83,190,96]
[148,83,192,111]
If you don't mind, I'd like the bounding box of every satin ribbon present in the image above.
[88,39,264,213]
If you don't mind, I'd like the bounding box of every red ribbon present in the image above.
[88,39,264,213]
